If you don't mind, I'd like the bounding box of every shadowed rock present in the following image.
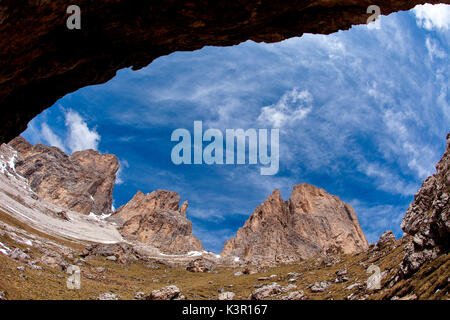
[400,133,450,277]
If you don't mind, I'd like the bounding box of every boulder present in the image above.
[186,258,215,273]
[250,283,282,300]
[97,292,121,300]
[218,292,235,300]
[145,285,185,300]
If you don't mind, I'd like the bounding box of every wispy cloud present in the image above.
[40,123,67,153]
[115,159,129,185]
[258,89,313,128]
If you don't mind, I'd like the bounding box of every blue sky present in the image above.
[23,5,449,253]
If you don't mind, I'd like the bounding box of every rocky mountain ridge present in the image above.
[222,184,368,263]
[114,190,203,254]
[8,137,119,215]
[1,134,449,271]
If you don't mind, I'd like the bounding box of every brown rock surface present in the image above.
[400,133,450,277]
[222,184,368,263]
[116,190,203,254]
[374,231,396,251]
[1,1,448,144]
[7,136,119,215]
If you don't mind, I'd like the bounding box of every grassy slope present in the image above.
[0,210,448,300]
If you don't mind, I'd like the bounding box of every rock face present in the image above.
[1,1,447,144]
[115,190,203,254]
[222,184,368,263]
[400,133,450,277]
[374,231,396,251]
[7,137,119,215]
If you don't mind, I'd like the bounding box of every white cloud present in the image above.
[65,109,100,153]
[40,123,67,153]
[349,199,406,243]
[357,161,419,196]
[258,88,313,128]
[413,4,450,30]
[425,36,447,60]
[115,159,129,185]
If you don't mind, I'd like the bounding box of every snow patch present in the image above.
[88,212,112,221]
[0,241,11,255]
[159,250,219,258]
[234,256,240,262]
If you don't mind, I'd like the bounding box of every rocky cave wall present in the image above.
[1,0,449,143]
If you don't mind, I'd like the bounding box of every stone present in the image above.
[346,283,361,291]
[116,190,203,254]
[282,291,305,300]
[310,281,330,292]
[250,283,282,300]
[218,292,235,300]
[145,285,185,300]
[85,243,140,264]
[55,211,70,221]
[8,248,30,262]
[186,258,214,273]
[374,231,396,251]
[8,137,119,215]
[400,134,450,277]
[257,277,270,281]
[97,292,121,300]
[134,292,146,300]
[40,252,68,271]
[222,184,368,264]
[335,268,350,283]
[281,284,297,293]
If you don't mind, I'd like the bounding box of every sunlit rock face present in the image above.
[8,136,119,215]
[0,0,447,143]
[400,133,450,277]
[115,190,204,254]
[222,183,368,264]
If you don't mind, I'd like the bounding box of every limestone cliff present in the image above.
[115,190,203,254]
[400,133,450,276]
[8,136,119,215]
[222,184,368,263]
